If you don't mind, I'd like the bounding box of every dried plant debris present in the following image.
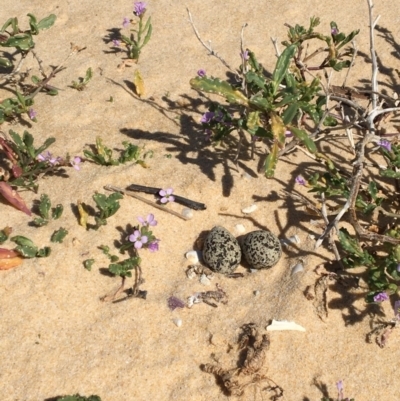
[367,320,398,348]
[187,283,227,308]
[186,264,215,280]
[201,323,283,398]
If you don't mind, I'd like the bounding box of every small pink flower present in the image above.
[128,230,148,249]
[148,240,160,252]
[122,17,130,28]
[28,108,37,121]
[159,188,175,203]
[71,156,81,171]
[295,175,306,186]
[137,213,157,227]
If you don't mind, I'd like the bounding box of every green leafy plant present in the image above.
[10,235,50,258]
[0,13,57,123]
[83,258,95,271]
[50,227,68,243]
[70,67,93,91]
[77,192,123,230]
[189,16,358,177]
[33,193,63,226]
[117,2,152,61]
[83,137,147,167]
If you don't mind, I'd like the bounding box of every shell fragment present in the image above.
[266,319,306,332]
[241,204,258,214]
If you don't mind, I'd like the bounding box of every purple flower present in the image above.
[112,39,121,47]
[378,139,392,152]
[373,291,389,303]
[159,188,175,203]
[295,175,306,186]
[148,239,160,252]
[397,263,400,272]
[71,156,81,171]
[197,69,206,77]
[241,50,249,60]
[200,111,215,124]
[128,230,148,249]
[252,135,260,142]
[331,27,339,35]
[133,2,147,16]
[137,213,157,227]
[285,130,293,137]
[28,108,37,120]
[122,17,130,28]
[37,151,62,166]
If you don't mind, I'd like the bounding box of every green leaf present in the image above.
[34,137,56,157]
[190,77,249,105]
[27,13,38,35]
[38,193,51,219]
[37,14,56,31]
[380,169,400,179]
[2,34,34,50]
[282,103,298,125]
[271,44,297,94]
[289,126,317,153]
[264,141,280,178]
[51,228,68,243]
[245,71,266,91]
[368,181,378,200]
[52,204,63,219]
[141,18,152,47]
[10,235,38,258]
[0,57,12,68]
[83,259,95,271]
[108,257,141,277]
[56,394,101,401]
[33,217,48,227]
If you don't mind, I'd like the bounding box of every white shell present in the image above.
[173,318,182,327]
[281,235,300,246]
[185,250,199,264]
[291,262,304,275]
[182,208,193,219]
[234,224,246,235]
[241,204,258,214]
[200,273,211,286]
[266,319,306,332]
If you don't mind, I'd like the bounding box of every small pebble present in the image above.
[241,204,258,214]
[234,224,246,235]
[173,318,182,327]
[185,250,199,264]
[182,208,193,219]
[253,290,260,296]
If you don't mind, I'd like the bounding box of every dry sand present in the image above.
[1,1,400,400]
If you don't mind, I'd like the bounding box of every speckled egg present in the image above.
[203,226,241,274]
[241,230,282,269]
